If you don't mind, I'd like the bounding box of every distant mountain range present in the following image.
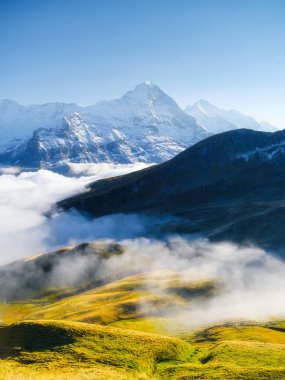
[185,99,277,134]
[0,82,279,169]
[58,128,285,250]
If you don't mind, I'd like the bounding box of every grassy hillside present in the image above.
[0,320,192,380]
[0,242,124,302]
[0,270,215,328]
[1,260,285,379]
[1,319,285,379]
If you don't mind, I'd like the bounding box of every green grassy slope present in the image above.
[0,270,215,328]
[1,269,285,379]
[0,320,192,380]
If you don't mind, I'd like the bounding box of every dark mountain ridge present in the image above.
[58,128,285,250]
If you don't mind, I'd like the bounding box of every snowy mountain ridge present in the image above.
[185,99,278,134]
[0,82,279,169]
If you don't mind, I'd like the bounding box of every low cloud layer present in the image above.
[0,163,152,264]
[66,162,151,177]
[2,233,285,327]
[101,238,285,326]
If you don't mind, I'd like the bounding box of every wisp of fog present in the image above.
[115,238,285,327]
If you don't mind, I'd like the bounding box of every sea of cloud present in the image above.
[1,163,285,327]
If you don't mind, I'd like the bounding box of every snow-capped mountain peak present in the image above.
[64,112,85,130]
[185,100,279,134]
[119,81,181,111]
[191,99,222,117]
[0,83,207,169]
[0,83,279,170]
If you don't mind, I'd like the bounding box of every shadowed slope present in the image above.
[58,129,285,249]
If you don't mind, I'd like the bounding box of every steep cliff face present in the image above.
[0,83,208,169]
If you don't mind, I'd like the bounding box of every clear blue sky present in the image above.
[1,0,285,127]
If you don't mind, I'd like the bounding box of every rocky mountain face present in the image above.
[58,128,285,250]
[0,83,207,169]
[0,83,278,170]
[185,99,278,134]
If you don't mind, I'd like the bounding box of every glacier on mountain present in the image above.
[0,83,207,168]
[0,82,279,170]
